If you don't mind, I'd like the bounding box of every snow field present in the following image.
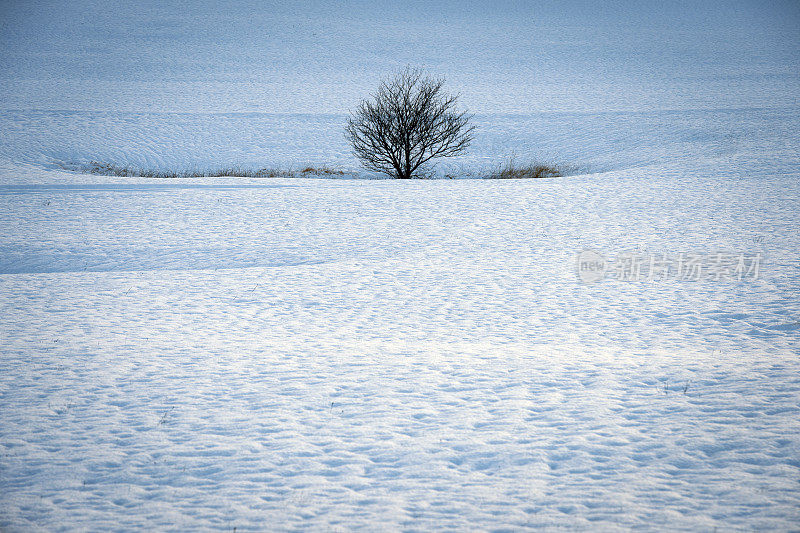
[1,0,799,529]
[1,160,799,529]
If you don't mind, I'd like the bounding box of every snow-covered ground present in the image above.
[1,1,799,531]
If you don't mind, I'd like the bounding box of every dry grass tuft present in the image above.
[299,166,345,176]
[484,158,566,179]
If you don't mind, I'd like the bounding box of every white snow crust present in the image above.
[1,1,799,530]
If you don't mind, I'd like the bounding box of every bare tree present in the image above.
[346,67,474,179]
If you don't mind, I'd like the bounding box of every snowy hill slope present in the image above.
[1,107,798,181]
[1,166,799,530]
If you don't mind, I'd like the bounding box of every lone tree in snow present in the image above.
[346,67,474,179]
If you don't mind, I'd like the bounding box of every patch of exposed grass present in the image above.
[483,158,568,179]
[298,166,345,176]
[74,161,347,179]
[64,159,579,180]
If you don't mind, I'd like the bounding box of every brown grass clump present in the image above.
[299,166,345,176]
[485,158,565,179]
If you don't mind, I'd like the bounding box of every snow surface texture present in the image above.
[1,0,800,531]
